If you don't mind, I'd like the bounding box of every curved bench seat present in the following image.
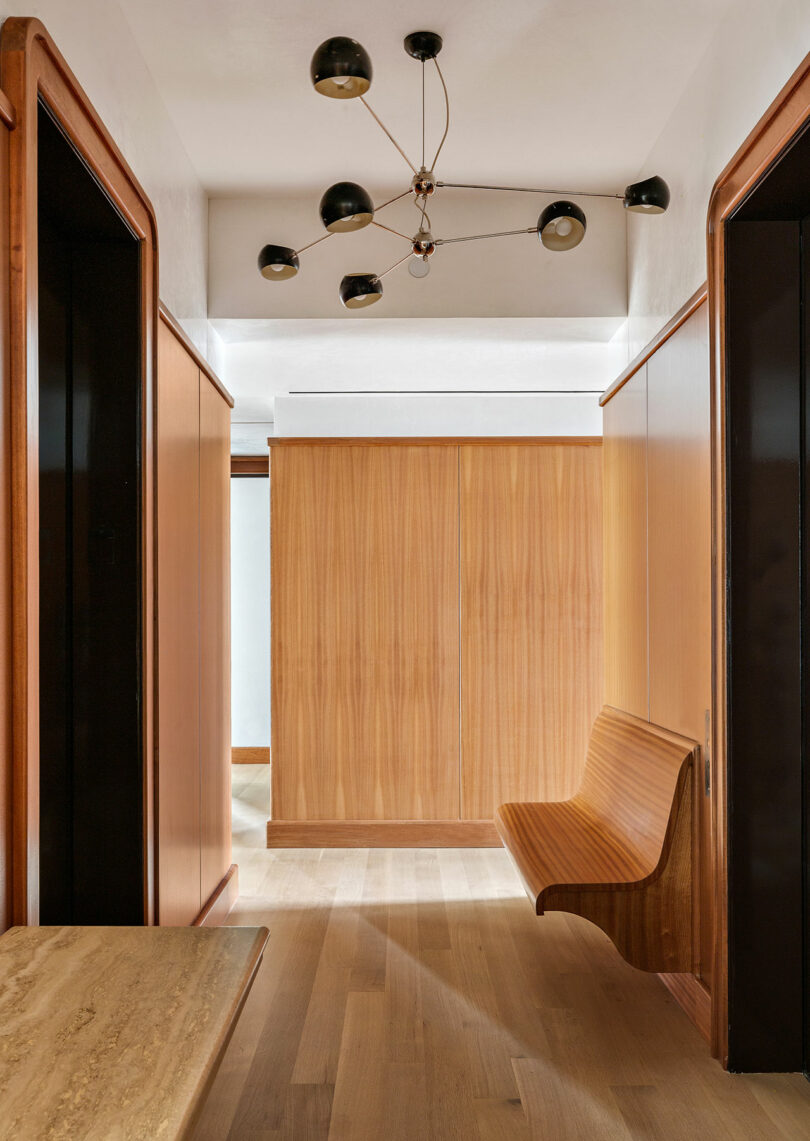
[495,706,698,973]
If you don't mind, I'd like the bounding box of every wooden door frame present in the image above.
[708,49,810,1066]
[0,18,159,924]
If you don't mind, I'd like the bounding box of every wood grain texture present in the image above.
[199,374,232,908]
[159,302,233,408]
[603,369,649,721]
[192,783,810,1141]
[1,16,160,925]
[0,114,11,933]
[0,924,267,1140]
[460,445,603,818]
[271,444,459,822]
[194,863,239,927]
[230,456,268,476]
[266,820,500,847]
[705,44,810,1069]
[157,317,201,925]
[659,971,712,1044]
[495,707,697,972]
[646,301,713,987]
[232,746,270,764]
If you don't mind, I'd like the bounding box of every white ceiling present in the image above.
[117,0,734,430]
[120,0,733,196]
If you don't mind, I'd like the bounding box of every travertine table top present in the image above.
[0,924,268,1140]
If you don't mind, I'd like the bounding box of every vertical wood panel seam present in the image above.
[198,369,202,912]
[457,446,462,821]
[645,364,651,723]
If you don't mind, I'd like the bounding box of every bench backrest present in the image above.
[575,707,698,869]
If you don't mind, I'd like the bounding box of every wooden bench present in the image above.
[495,706,698,973]
[0,924,268,1140]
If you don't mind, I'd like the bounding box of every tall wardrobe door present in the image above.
[199,377,231,902]
[157,321,201,924]
[460,445,603,818]
[271,444,459,822]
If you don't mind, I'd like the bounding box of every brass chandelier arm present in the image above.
[436,180,624,199]
[294,231,336,256]
[359,96,418,174]
[372,220,414,242]
[435,226,539,245]
[430,58,450,171]
[375,250,414,280]
[374,189,413,212]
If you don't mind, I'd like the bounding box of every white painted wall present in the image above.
[627,0,810,355]
[215,316,626,446]
[274,392,602,437]
[209,190,626,321]
[0,1,209,352]
[231,477,270,748]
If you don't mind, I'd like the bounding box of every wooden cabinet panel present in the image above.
[0,118,10,932]
[157,320,201,925]
[603,370,649,720]
[199,377,232,903]
[460,445,603,818]
[271,444,459,822]
[647,302,712,984]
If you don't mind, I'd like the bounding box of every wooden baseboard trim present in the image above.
[658,972,712,1043]
[193,864,239,926]
[266,819,501,848]
[232,747,270,764]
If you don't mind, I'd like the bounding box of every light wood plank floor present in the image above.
[192,765,810,1140]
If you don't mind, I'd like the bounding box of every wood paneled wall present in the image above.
[0,107,11,933]
[601,298,713,1001]
[270,439,603,845]
[157,309,233,925]
[157,319,201,926]
[271,444,460,824]
[460,445,603,817]
[603,372,648,720]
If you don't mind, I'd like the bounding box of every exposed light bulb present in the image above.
[269,263,285,272]
[408,255,431,278]
[555,218,573,237]
[333,76,353,89]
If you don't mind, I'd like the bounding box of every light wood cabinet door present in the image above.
[647,303,712,984]
[157,321,201,925]
[0,118,10,931]
[199,377,232,902]
[460,445,603,818]
[271,444,459,822]
[603,370,649,720]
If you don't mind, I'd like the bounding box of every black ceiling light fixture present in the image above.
[538,201,587,252]
[310,36,372,99]
[339,272,383,309]
[319,181,375,232]
[623,174,671,214]
[257,244,300,281]
[259,31,671,308]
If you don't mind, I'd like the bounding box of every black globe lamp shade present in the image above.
[320,182,374,232]
[538,201,587,251]
[311,37,372,99]
[339,273,382,309]
[258,244,299,281]
[623,175,670,214]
